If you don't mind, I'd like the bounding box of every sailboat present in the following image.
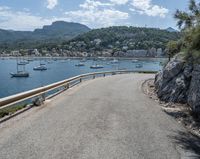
[90,59,104,69]
[17,57,29,65]
[33,59,47,71]
[75,63,85,67]
[80,58,87,62]
[27,58,34,62]
[10,58,29,77]
[110,59,119,64]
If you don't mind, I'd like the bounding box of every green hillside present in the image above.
[61,26,180,52]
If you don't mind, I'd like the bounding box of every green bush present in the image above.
[0,104,27,118]
[174,0,200,62]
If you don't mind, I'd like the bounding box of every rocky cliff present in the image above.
[154,55,200,114]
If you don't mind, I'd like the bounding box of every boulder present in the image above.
[33,96,44,106]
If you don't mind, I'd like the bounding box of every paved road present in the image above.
[0,74,200,159]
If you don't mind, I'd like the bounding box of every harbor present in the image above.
[0,57,165,98]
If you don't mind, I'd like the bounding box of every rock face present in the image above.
[187,65,200,113]
[155,57,200,113]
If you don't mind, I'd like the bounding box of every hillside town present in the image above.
[0,47,164,58]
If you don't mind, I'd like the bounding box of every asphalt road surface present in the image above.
[0,74,200,159]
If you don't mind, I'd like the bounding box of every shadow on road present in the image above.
[169,130,200,158]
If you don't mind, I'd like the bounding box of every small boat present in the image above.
[10,71,29,77]
[75,63,85,67]
[47,60,53,64]
[33,65,47,71]
[80,58,87,62]
[132,59,138,62]
[110,59,119,64]
[135,63,143,68]
[17,61,29,65]
[90,64,104,69]
[27,58,34,62]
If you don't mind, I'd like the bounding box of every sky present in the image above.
[0,0,189,31]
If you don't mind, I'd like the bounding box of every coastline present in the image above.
[0,56,168,61]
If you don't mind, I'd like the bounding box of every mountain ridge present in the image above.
[166,27,178,32]
[0,21,91,43]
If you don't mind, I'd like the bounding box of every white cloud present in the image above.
[80,0,112,10]
[47,0,58,9]
[0,6,55,30]
[0,2,126,31]
[0,0,169,31]
[130,0,168,18]
[109,0,129,5]
[65,0,129,28]
[65,9,128,28]
[0,1,128,31]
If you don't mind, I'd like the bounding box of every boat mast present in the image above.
[17,56,19,73]
[23,64,25,72]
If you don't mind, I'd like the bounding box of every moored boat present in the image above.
[110,59,119,64]
[135,63,143,68]
[33,65,47,71]
[75,63,85,67]
[17,61,29,65]
[47,60,53,64]
[90,64,104,69]
[10,71,29,77]
[27,58,34,62]
[10,58,30,78]
[80,58,87,62]
[132,59,138,62]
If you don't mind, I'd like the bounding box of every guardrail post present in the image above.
[64,83,69,90]
[103,73,105,77]
[93,75,95,79]
[80,78,82,82]
[42,93,46,101]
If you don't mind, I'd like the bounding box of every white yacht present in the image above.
[80,58,87,62]
[90,64,104,69]
[17,60,29,65]
[33,64,47,71]
[75,63,85,67]
[110,59,119,64]
[132,59,138,62]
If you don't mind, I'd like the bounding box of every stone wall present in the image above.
[154,56,200,113]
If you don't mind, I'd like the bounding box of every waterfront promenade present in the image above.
[0,74,199,158]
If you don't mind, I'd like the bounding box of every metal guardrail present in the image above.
[0,70,156,110]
